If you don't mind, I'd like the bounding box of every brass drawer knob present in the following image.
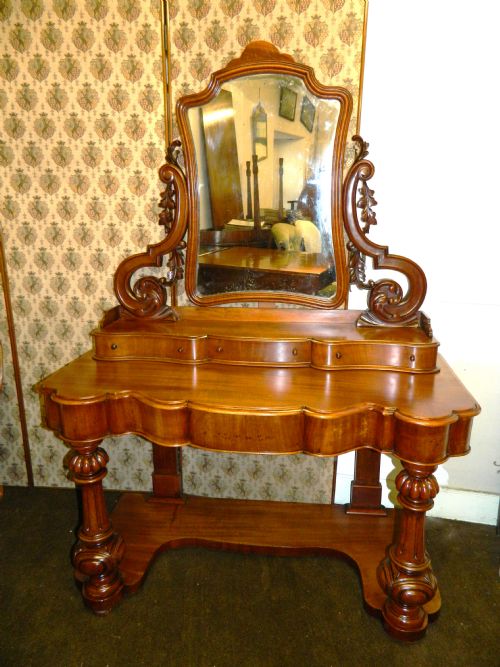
[111,343,118,350]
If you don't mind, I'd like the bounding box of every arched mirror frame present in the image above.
[177,42,353,309]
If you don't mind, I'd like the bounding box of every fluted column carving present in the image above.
[67,440,124,614]
[377,463,439,640]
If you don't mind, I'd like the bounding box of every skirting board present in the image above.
[335,473,500,526]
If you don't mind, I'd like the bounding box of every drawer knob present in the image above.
[177,346,184,353]
[216,346,223,353]
[335,352,342,360]
[292,348,298,356]
[111,343,118,350]
[409,354,416,362]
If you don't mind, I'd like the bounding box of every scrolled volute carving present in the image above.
[113,142,188,320]
[343,138,427,329]
[132,275,170,315]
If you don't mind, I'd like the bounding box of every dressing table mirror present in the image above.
[182,61,347,302]
[36,40,479,641]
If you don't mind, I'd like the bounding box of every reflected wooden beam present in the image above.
[246,160,253,220]
[278,157,284,220]
[252,154,261,230]
[202,90,244,229]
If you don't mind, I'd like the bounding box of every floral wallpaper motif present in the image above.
[168,0,365,138]
[0,0,366,504]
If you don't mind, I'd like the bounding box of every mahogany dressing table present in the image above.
[36,42,479,641]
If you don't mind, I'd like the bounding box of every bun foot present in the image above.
[73,533,125,616]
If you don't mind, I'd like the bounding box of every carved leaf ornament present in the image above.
[343,136,427,328]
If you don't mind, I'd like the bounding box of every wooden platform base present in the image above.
[110,493,441,621]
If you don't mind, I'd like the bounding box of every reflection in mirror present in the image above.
[252,99,267,162]
[188,74,340,298]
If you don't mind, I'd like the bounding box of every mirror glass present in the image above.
[187,74,341,298]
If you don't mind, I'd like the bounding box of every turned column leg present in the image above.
[377,463,439,641]
[67,439,124,615]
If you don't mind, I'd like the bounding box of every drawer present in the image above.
[93,332,205,363]
[206,337,311,366]
[311,339,439,372]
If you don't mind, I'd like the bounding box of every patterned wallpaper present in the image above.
[168,0,365,137]
[0,0,366,503]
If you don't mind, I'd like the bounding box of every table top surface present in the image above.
[198,247,332,276]
[39,350,478,424]
[37,350,480,461]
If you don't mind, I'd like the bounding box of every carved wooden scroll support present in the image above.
[344,136,428,330]
[113,140,188,320]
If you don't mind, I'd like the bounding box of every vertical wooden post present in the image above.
[68,439,124,614]
[152,444,182,499]
[377,463,439,641]
[346,448,386,515]
[0,234,33,486]
[160,0,177,308]
[278,157,284,219]
[246,160,253,220]
[252,154,261,230]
